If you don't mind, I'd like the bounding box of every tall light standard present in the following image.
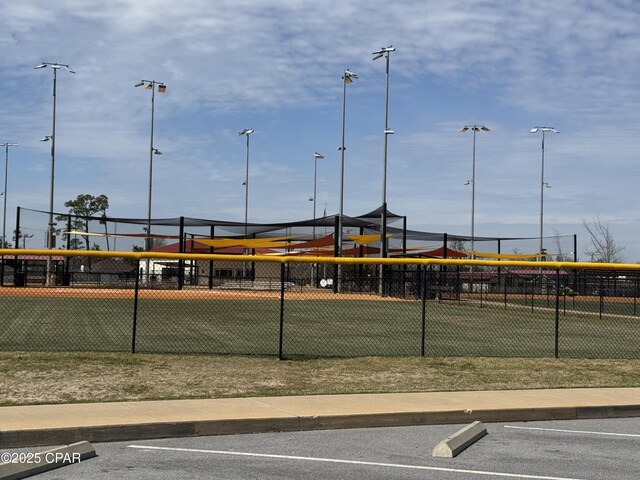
[1,143,17,249]
[530,127,559,259]
[238,128,254,243]
[135,79,166,280]
[1,143,17,285]
[309,152,324,238]
[372,45,395,295]
[308,151,324,286]
[35,62,75,286]
[460,125,490,257]
[338,69,358,292]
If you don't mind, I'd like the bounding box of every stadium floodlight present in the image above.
[372,45,395,61]
[135,79,167,281]
[343,69,358,84]
[35,62,75,286]
[461,125,490,259]
[530,127,558,134]
[35,62,75,74]
[372,44,396,295]
[531,126,559,259]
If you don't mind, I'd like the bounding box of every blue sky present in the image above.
[1,0,639,260]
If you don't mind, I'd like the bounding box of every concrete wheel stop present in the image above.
[432,421,488,458]
[0,441,96,480]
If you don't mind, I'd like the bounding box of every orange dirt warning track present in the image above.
[0,287,405,301]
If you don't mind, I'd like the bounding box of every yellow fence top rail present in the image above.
[3,248,640,272]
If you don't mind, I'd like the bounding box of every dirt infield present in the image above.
[0,286,405,301]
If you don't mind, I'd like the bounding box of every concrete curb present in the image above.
[2,404,639,449]
[0,441,96,480]
[432,421,488,457]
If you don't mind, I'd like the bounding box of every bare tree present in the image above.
[552,229,572,261]
[448,239,467,253]
[583,217,625,263]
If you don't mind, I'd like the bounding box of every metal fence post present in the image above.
[333,215,339,294]
[634,274,638,316]
[131,259,140,354]
[503,271,508,310]
[278,262,286,360]
[554,269,560,358]
[599,275,604,319]
[178,216,185,290]
[531,275,535,313]
[208,225,215,290]
[421,265,426,356]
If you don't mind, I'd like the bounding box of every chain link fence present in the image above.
[1,250,639,359]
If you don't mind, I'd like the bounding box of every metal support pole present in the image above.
[333,215,339,293]
[378,50,392,297]
[278,262,286,360]
[132,260,140,354]
[64,214,71,284]
[13,206,21,286]
[46,68,58,287]
[531,127,558,259]
[208,225,215,290]
[471,128,477,255]
[420,265,426,357]
[244,134,250,242]
[554,269,560,358]
[497,238,502,289]
[145,85,156,284]
[539,131,545,258]
[1,143,17,285]
[504,271,508,310]
[338,70,357,292]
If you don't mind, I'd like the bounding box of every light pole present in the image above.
[309,152,324,238]
[1,143,17,249]
[238,128,254,242]
[308,152,324,286]
[530,127,559,259]
[0,143,17,285]
[338,69,358,292]
[35,62,75,286]
[372,45,395,294]
[460,125,490,257]
[135,80,166,281]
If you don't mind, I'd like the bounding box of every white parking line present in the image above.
[505,425,640,438]
[128,444,585,480]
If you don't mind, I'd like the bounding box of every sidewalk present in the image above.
[2,388,639,448]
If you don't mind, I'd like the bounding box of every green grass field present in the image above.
[1,293,639,359]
